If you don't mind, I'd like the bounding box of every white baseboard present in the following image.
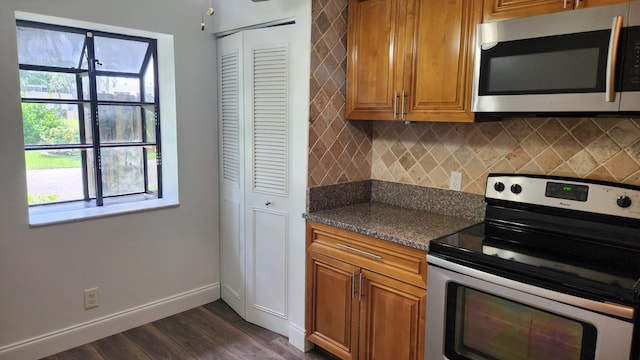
[0,283,220,360]
[288,322,314,352]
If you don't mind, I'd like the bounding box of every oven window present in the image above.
[444,284,597,360]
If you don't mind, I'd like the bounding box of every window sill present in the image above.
[28,195,179,227]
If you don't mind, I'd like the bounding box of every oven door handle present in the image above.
[427,255,635,320]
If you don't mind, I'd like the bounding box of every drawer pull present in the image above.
[336,243,382,261]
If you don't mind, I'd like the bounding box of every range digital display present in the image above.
[545,182,589,202]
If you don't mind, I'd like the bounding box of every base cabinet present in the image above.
[305,221,427,360]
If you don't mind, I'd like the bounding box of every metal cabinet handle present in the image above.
[264,201,271,206]
[563,0,568,8]
[393,91,399,120]
[336,243,382,260]
[574,0,580,8]
[401,90,406,121]
[358,272,363,301]
[606,16,623,102]
[351,271,355,298]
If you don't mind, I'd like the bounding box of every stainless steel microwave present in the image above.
[472,2,640,115]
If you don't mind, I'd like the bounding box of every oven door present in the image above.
[425,255,635,360]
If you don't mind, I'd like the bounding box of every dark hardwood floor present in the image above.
[41,300,336,360]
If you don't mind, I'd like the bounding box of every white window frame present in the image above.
[15,11,179,226]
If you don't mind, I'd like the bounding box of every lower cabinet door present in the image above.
[306,251,360,360]
[358,269,426,360]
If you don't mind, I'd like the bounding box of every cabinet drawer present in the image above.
[306,221,427,289]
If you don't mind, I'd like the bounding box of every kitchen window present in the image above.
[15,16,179,225]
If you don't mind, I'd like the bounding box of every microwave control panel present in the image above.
[622,26,640,90]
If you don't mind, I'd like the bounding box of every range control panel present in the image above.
[486,174,640,219]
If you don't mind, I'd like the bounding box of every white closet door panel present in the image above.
[220,197,243,314]
[244,24,294,337]
[252,208,288,320]
[220,48,241,189]
[251,45,288,196]
[218,31,245,318]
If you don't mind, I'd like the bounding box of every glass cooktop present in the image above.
[429,222,640,305]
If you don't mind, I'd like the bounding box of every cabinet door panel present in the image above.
[359,270,426,360]
[306,251,360,360]
[576,0,628,9]
[483,0,568,21]
[406,0,480,122]
[483,0,627,33]
[346,0,406,120]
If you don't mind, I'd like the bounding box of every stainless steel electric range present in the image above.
[426,174,640,360]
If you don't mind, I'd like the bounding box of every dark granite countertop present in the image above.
[304,202,482,251]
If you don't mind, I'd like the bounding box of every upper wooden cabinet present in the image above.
[345,0,483,122]
[483,0,628,22]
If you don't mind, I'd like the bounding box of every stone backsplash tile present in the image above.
[308,0,371,187]
[372,118,640,194]
[309,0,640,196]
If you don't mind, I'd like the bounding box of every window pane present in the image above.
[145,108,156,142]
[98,105,142,143]
[16,25,86,68]
[83,104,94,143]
[25,149,84,204]
[94,36,149,73]
[86,148,96,198]
[143,58,155,102]
[101,147,145,196]
[20,70,79,99]
[96,75,141,101]
[22,103,81,145]
[81,75,90,101]
[146,147,158,193]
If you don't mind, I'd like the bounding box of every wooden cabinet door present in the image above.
[358,270,426,360]
[306,251,360,360]
[574,0,628,9]
[346,0,408,120]
[483,0,569,22]
[483,0,627,22]
[405,0,482,122]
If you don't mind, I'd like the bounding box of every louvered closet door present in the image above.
[217,32,245,317]
[243,25,293,336]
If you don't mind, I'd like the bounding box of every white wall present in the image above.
[0,0,219,359]
[209,0,312,351]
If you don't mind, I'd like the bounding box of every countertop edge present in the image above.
[303,202,482,252]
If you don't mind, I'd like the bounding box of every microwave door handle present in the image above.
[606,15,623,102]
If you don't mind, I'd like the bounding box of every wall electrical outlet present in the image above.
[449,171,462,191]
[84,287,99,309]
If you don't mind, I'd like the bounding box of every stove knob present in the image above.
[494,182,505,192]
[617,195,632,208]
[511,184,522,194]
